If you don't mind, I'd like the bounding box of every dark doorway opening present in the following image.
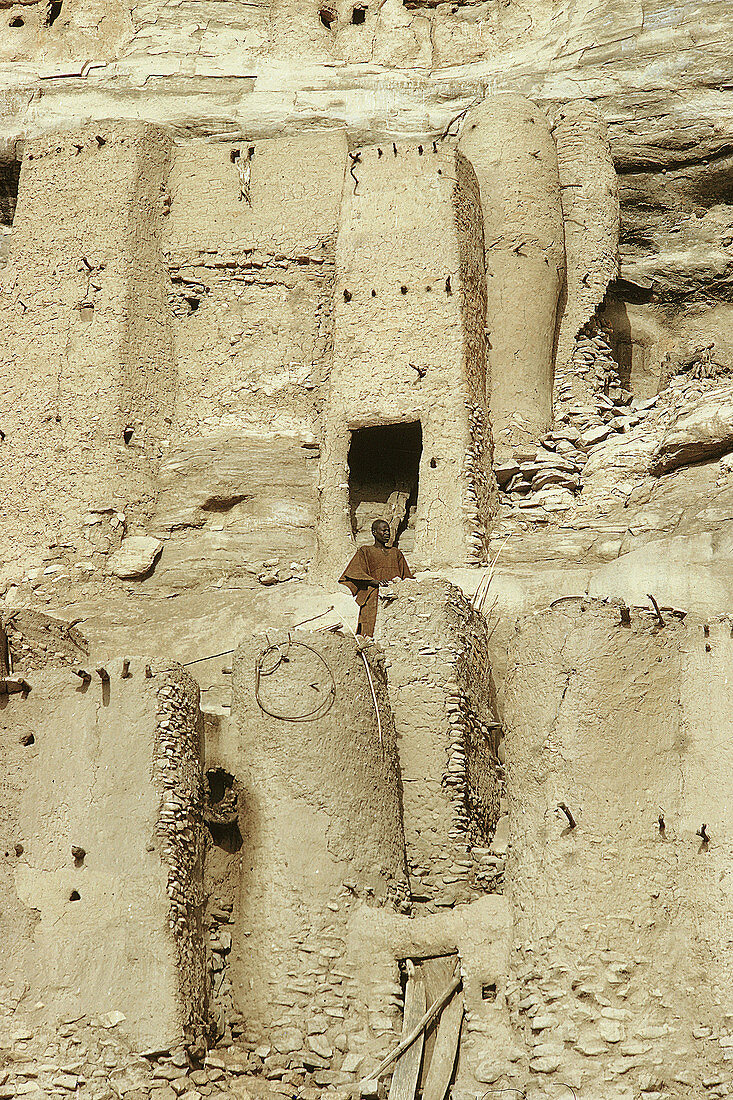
[348,421,422,549]
[0,161,20,227]
[204,767,242,852]
[599,293,633,390]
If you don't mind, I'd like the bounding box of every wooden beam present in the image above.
[420,982,463,1100]
[372,973,462,1079]
[388,963,426,1100]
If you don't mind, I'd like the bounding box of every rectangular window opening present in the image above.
[347,421,422,550]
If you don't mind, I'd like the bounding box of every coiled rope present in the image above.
[254,636,336,722]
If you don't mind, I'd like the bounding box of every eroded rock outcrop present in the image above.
[652,385,733,474]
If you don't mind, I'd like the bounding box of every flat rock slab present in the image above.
[107,537,163,579]
[155,432,317,532]
[652,385,733,474]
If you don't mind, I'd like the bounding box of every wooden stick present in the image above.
[647,593,664,628]
[372,974,462,1079]
[388,963,426,1100]
[360,650,383,752]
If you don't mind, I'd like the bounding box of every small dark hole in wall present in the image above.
[400,285,408,294]
[185,295,200,313]
[397,958,409,998]
[69,890,81,902]
[95,135,106,147]
[208,768,234,805]
[20,732,34,746]
[482,982,497,1001]
[230,148,241,163]
[351,5,366,22]
[0,161,20,227]
[46,0,63,24]
[123,426,134,444]
[10,16,24,26]
[319,7,336,27]
[343,289,352,302]
[430,457,437,468]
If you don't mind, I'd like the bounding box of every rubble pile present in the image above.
[0,1015,264,1100]
[495,319,653,523]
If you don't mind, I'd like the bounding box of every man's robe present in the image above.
[339,544,413,636]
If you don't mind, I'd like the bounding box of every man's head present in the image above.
[372,519,391,546]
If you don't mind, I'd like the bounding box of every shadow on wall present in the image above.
[0,158,20,266]
[0,160,20,227]
[600,280,661,396]
[204,767,243,852]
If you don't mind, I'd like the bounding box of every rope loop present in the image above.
[254,638,336,721]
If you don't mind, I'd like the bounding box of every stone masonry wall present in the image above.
[381,578,503,910]
[552,98,620,404]
[454,149,496,564]
[153,664,207,1040]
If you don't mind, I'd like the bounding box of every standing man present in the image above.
[339,519,413,637]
